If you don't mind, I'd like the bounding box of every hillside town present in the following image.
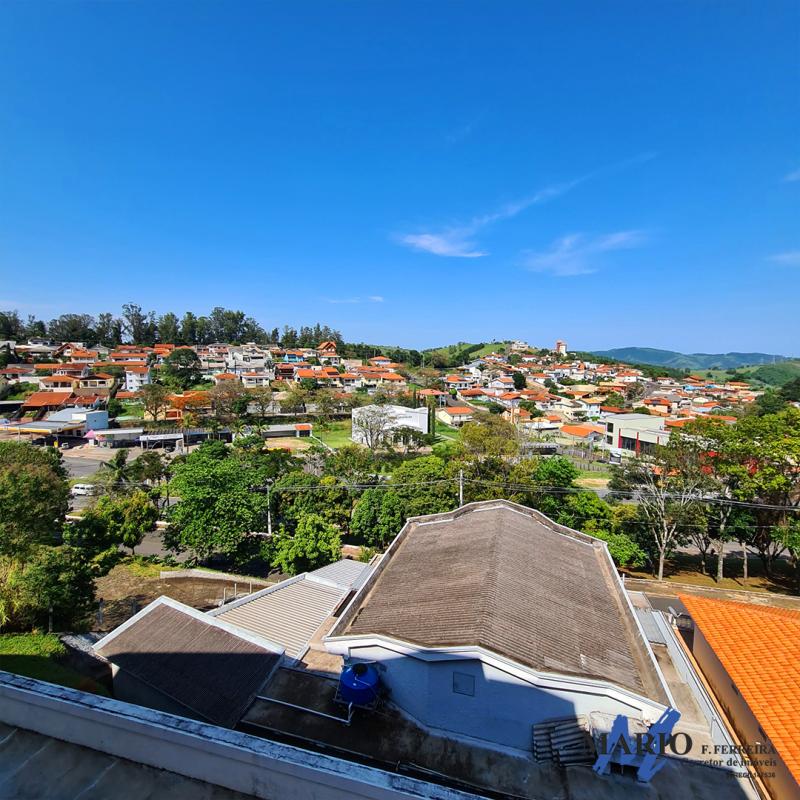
[0,330,769,456]
[1,1,797,797]
[2,316,800,800]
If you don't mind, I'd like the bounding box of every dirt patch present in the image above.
[94,564,274,632]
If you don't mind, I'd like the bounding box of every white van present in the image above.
[70,483,97,497]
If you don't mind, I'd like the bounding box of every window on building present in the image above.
[452,672,475,696]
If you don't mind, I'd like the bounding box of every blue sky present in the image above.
[1,2,798,353]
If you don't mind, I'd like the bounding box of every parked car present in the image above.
[70,483,98,497]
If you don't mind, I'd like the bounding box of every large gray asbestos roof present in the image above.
[333,501,668,703]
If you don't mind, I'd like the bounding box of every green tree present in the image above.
[590,529,647,569]
[96,490,158,554]
[390,456,458,517]
[754,390,787,416]
[13,546,96,630]
[161,347,202,389]
[167,445,293,561]
[611,435,708,581]
[273,514,341,575]
[0,442,69,560]
[512,372,527,390]
[557,491,613,532]
[157,312,181,345]
[209,380,249,425]
[350,489,405,548]
[99,449,135,488]
[604,392,625,408]
[62,508,116,556]
[779,377,800,403]
[139,382,172,421]
[459,414,519,459]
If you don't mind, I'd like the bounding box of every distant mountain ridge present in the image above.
[591,347,789,370]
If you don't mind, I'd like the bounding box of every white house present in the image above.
[325,500,672,754]
[124,366,151,392]
[352,404,429,447]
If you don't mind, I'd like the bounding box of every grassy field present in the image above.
[701,360,800,387]
[423,340,510,364]
[313,420,354,448]
[433,422,460,441]
[0,633,109,695]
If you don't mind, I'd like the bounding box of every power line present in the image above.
[86,475,800,515]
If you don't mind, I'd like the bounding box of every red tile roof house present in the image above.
[39,375,78,391]
[212,372,241,384]
[378,372,406,386]
[22,390,75,412]
[444,375,473,391]
[679,595,800,799]
[559,423,606,442]
[436,406,475,426]
[0,366,34,381]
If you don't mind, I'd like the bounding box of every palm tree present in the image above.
[100,449,133,488]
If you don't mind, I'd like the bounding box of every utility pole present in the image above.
[459,469,464,506]
[266,478,274,537]
[251,478,275,537]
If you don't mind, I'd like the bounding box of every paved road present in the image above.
[64,456,108,479]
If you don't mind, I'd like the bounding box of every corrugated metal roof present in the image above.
[310,559,371,590]
[213,577,347,659]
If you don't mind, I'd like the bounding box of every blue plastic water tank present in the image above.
[339,662,380,705]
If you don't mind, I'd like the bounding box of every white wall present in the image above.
[347,645,648,754]
[0,671,482,800]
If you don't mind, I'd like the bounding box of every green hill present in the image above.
[592,347,789,371]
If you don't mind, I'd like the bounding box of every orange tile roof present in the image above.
[680,594,800,783]
[442,406,473,415]
[22,390,74,408]
[560,424,605,437]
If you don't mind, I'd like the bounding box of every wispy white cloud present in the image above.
[522,230,647,276]
[769,250,800,266]
[783,168,800,183]
[325,296,385,304]
[395,153,656,258]
[397,233,487,258]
